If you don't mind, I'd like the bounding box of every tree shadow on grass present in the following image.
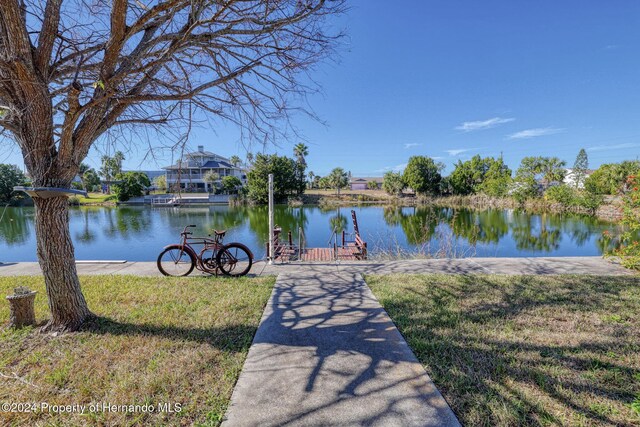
[384,274,640,426]
[81,316,259,353]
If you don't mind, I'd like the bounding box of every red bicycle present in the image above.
[157,225,253,277]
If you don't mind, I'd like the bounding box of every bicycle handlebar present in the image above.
[181,225,197,235]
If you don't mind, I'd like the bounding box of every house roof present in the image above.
[202,160,235,169]
[350,177,383,183]
[185,150,217,157]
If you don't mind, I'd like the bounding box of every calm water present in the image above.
[0,205,624,262]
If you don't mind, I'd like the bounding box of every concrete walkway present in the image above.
[0,256,633,277]
[222,271,460,427]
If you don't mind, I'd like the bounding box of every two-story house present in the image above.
[163,146,246,192]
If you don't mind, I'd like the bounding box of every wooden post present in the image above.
[6,288,37,328]
[268,174,274,264]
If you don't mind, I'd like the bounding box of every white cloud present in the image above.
[445,148,474,156]
[587,142,640,152]
[376,163,407,173]
[403,143,423,149]
[455,117,515,132]
[508,127,564,139]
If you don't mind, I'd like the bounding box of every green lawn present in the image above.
[75,192,117,204]
[0,275,274,426]
[367,274,640,427]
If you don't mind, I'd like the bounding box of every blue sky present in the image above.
[3,1,640,176]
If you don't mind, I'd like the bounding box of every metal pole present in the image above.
[268,174,274,264]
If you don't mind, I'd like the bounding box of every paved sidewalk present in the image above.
[222,271,461,427]
[0,256,632,277]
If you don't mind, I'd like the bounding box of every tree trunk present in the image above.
[33,196,92,332]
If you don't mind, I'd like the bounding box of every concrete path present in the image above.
[0,256,633,277]
[222,271,460,427]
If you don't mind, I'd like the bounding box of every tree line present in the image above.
[379,150,639,207]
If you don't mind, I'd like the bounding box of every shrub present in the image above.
[545,184,576,206]
[575,192,603,211]
[221,175,242,193]
[382,171,405,196]
[479,176,512,197]
[509,177,539,203]
[615,175,640,270]
[246,154,298,203]
[0,164,27,204]
[403,156,442,196]
[112,172,151,201]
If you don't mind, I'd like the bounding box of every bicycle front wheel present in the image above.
[157,246,195,277]
[216,243,253,277]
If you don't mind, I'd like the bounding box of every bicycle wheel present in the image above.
[216,243,253,277]
[157,245,196,277]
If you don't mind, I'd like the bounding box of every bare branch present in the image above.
[35,0,62,77]
[0,0,345,186]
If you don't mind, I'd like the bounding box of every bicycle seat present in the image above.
[213,230,226,236]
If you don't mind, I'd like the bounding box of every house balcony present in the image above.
[166,172,244,182]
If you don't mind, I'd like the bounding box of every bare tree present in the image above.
[0,0,344,332]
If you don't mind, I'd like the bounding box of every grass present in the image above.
[0,275,274,426]
[75,192,117,204]
[366,274,640,426]
[305,188,393,198]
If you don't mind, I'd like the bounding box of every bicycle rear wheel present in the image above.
[216,243,253,277]
[157,246,195,277]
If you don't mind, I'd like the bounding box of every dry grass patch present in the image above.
[366,274,640,426]
[0,275,274,426]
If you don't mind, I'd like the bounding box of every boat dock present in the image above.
[268,210,368,263]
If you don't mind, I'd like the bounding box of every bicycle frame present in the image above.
[171,225,226,274]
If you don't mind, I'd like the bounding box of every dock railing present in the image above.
[298,227,306,260]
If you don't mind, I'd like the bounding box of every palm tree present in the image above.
[246,152,254,165]
[539,157,566,189]
[308,171,315,189]
[293,143,309,165]
[100,151,126,193]
[328,167,348,195]
[203,170,220,193]
[78,163,91,191]
[229,155,242,167]
[293,143,309,195]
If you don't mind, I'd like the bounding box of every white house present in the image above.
[163,146,246,192]
[563,168,594,189]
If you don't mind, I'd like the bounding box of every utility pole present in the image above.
[268,174,274,264]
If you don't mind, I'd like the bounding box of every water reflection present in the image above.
[450,209,508,245]
[329,212,348,234]
[382,206,439,244]
[0,207,32,245]
[510,212,561,252]
[0,205,628,261]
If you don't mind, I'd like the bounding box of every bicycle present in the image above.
[157,225,253,277]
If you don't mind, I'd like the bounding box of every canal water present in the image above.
[0,205,624,262]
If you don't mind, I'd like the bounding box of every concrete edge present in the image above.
[355,272,462,427]
[221,277,281,425]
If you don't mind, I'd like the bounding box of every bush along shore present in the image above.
[425,194,623,221]
[301,192,623,221]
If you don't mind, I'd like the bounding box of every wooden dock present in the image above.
[273,246,365,262]
[269,210,368,263]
